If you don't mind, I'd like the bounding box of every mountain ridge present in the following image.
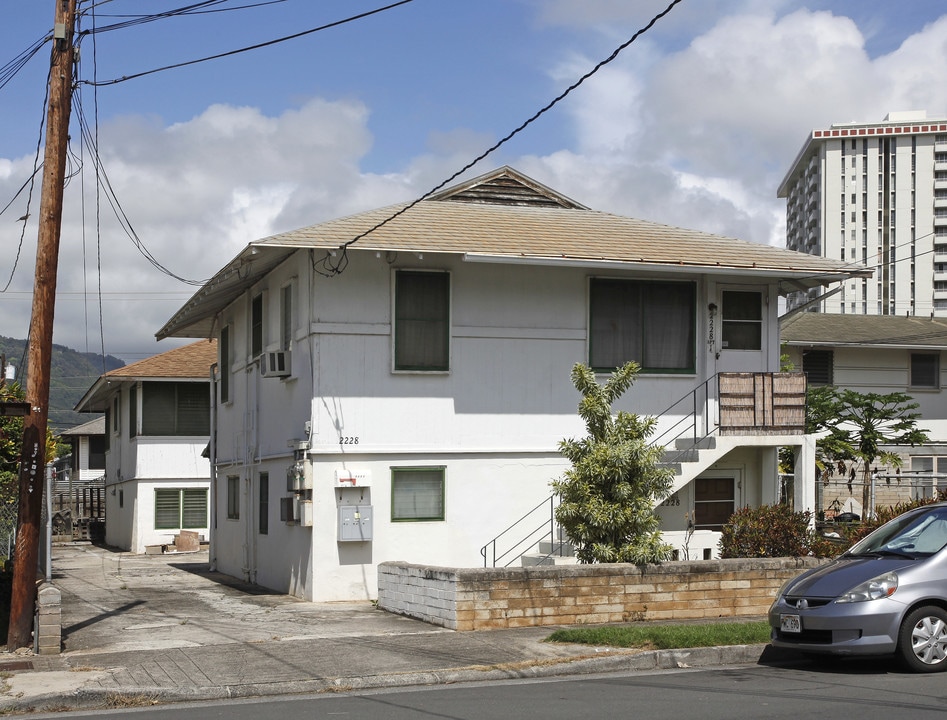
[0,337,125,433]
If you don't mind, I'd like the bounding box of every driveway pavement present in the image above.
[0,543,776,713]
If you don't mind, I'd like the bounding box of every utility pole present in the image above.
[7,0,77,650]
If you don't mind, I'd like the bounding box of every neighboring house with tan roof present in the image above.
[74,340,216,553]
[156,166,868,602]
[781,312,947,517]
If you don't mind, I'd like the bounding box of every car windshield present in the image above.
[846,506,947,558]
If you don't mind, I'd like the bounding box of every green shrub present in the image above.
[719,504,835,559]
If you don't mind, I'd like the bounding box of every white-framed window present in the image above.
[721,290,762,351]
[250,292,264,358]
[391,467,445,521]
[227,476,240,520]
[280,282,294,351]
[141,382,209,436]
[394,270,450,372]
[911,353,940,389]
[911,457,947,499]
[258,472,269,536]
[589,278,696,373]
[219,324,231,404]
[693,477,734,531]
[802,349,833,386]
[155,488,208,530]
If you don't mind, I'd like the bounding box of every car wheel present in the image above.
[897,606,947,672]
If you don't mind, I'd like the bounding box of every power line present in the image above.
[80,0,416,87]
[72,97,211,286]
[312,0,685,277]
[0,33,50,92]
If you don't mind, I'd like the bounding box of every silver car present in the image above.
[769,502,947,672]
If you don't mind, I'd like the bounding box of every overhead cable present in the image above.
[80,0,416,86]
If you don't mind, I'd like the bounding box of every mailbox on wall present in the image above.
[338,505,373,542]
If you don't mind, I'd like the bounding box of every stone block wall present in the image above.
[377,558,824,631]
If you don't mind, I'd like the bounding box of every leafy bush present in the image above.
[719,504,836,559]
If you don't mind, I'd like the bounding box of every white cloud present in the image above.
[4,3,947,363]
[518,6,947,248]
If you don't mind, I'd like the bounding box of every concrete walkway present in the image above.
[0,543,775,713]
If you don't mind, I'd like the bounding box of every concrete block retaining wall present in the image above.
[377,558,824,631]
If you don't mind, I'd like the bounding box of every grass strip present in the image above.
[545,621,771,650]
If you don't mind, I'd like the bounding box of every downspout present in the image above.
[208,363,218,572]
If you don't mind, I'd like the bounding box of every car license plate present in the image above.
[780,614,801,633]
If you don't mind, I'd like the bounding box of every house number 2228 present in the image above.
[339,436,360,445]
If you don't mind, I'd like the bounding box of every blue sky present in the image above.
[2,0,947,362]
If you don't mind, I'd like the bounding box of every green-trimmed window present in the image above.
[155,488,208,530]
[391,467,445,521]
[394,270,450,371]
[589,278,696,373]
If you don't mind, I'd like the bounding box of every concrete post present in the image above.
[34,582,61,655]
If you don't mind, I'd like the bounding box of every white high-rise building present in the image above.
[779,111,947,316]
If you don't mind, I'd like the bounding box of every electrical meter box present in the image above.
[338,505,373,542]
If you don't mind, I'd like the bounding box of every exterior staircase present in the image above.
[479,371,807,568]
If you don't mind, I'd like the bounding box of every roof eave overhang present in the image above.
[783,339,947,350]
[462,252,858,290]
[156,246,296,340]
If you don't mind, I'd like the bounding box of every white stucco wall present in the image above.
[210,248,797,600]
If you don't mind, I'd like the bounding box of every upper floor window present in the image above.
[394,270,450,371]
[250,293,264,358]
[129,384,138,438]
[802,349,834,386]
[911,353,940,389]
[589,278,696,373]
[721,291,762,351]
[219,324,231,404]
[280,283,294,351]
[141,382,210,436]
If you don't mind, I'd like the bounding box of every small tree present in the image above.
[552,362,674,564]
[817,388,929,516]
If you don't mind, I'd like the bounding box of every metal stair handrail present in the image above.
[479,375,723,567]
[479,495,558,568]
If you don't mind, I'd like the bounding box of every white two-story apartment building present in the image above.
[157,167,869,601]
[75,341,216,553]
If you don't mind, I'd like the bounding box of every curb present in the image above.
[0,644,781,714]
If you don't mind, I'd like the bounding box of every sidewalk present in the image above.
[0,544,775,713]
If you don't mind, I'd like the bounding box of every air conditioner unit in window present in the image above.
[261,350,291,378]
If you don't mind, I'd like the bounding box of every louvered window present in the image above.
[391,467,445,521]
[141,382,210,436]
[155,488,208,530]
[802,350,834,386]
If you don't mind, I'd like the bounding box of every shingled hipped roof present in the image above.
[781,312,947,349]
[158,167,870,340]
[75,340,217,413]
